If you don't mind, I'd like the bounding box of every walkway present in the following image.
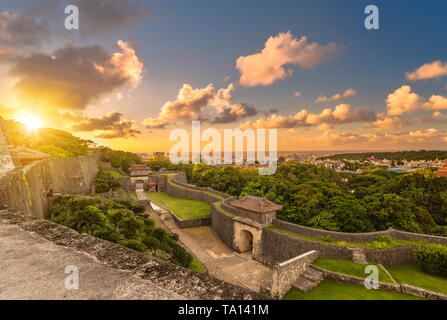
[148,209,273,293]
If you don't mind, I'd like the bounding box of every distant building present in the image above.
[130,164,152,190]
[153,152,165,158]
[437,165,447,177]
[130,164,152,177]
[9,146,50,167]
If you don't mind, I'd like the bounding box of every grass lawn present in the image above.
[129,192,137,201]
[313,258,393,283]
[188,256,207,274]
[388,264,447,295]
[282,281,424,300]
[103,170,128,178]
[147,192,211,220]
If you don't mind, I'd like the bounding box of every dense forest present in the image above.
[145,158,447,236]
[322,150,447,161]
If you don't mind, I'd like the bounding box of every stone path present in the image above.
[148,209,273,293]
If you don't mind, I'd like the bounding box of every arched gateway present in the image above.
[230,195,283,259]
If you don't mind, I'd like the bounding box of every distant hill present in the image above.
[10,122,93,158]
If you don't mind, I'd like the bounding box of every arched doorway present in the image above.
[135,180,144,191]
[239,230,253,253]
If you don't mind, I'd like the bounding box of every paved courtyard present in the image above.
[148,208,273,292]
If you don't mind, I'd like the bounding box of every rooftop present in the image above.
[130,164,151,171]
[231,195,283,214]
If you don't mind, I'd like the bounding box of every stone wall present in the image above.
[310,265,401,293]
[364,246,416,267]
[270,250,319,299]
[258,228,353,266]
[272,219,447,245]
[401,284,447,300]
[0,151,100,218]
[0,209,266,300]
[166,173,231,204]
[0,128,14,177]
[210,203,236,251]
[169,211,211,228]
[0,169,31,215]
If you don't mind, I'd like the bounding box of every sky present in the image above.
[1,0,447,153]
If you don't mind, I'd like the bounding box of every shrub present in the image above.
[169,233,180,241]
[142,236,160,250]
[414,244,447,277]
[95,182,110,194]
[172,244,193,267]
[375,235,393,243]
[318,235,334,243]
[153,228,168,241]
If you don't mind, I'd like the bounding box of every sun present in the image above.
[15,115,44,132]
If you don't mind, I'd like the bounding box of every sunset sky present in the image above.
[1,0,447,152]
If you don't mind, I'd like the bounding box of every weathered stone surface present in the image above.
[269,250,319,299]
[401,284,447,300]
[0,211,266,300]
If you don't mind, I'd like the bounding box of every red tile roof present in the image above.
[231,195,282,213]
[131,164,150,171]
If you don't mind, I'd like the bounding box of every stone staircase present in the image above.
[293,266,325,293]
[351,248,368,264]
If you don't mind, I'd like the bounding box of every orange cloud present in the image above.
[240,104,376,129]
[386,86,423,116]
[236,31,341,87]
[316,88,357,103]
[144,83,258,128]
[406,60,447,81]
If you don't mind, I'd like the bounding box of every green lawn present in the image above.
[388,264,447,295]
[129,192,137,201]
[282,281,424,300]
[147,192,211,220]
[188,256,207,274]
[103,170,128,178]
[313,258,394,283]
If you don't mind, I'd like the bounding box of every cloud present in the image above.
[293,92,302,98]
[72,0,152,35]
[316,88,357,103]
[240,104,377,129]
[386,86,424,116]
[71,111,140,139]
[387,85,447,116]
[423,95,447,111]
[406,60,447,81]
[144,83,258,128]
[369,114,407,130]
[236,31,342,87]
[212,103,258,124]
[8,40,144,110]
[0,10,50,49]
